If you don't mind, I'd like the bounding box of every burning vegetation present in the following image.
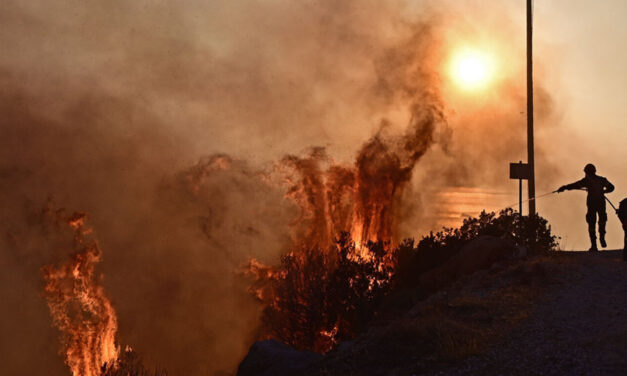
[247,208,558,354]
[42,211,120,376]
[239,92,446,352]
[38,164,558,376]
[1,0,575,374]
[41,209,169,376]
[32,53,560,374]
[247,235,393,352]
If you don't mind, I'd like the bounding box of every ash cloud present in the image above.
[0,0,563,375]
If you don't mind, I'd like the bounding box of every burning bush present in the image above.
[100,348,167,376]
[248,233,393,352]
[249,209,558,353]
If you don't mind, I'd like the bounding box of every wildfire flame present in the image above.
[279,113,438,255]
[241,103,444,351]
[43,212,120,376]
[181,86,445,352]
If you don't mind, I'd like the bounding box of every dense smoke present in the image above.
[0,1,563,375]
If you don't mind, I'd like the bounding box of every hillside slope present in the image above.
[442,250,627,376]
[308,250,627,375]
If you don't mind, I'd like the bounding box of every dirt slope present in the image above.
[308,250,627,376]
[442,250,627,376]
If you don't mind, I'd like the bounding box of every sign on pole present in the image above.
[510,161,531,215]
[510,162,531,180]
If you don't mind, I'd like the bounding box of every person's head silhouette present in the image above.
[584,163,596,176]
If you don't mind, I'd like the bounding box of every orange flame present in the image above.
[43,212,120,376]
[278,136,418,253]
[245,106,442,351]
[184,100,443,352]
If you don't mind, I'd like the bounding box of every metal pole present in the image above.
[527,0,536,215]
[519,178,523,215]
[519,161,523,215]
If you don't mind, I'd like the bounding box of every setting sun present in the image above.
[449,48,495,90]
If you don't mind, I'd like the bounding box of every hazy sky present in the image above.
[537,0,627,155]
[537,0,625,249]
[433,0,627,250]
[527,0,626,249]
[1,1,625,374]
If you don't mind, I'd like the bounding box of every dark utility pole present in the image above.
[526,0,536,215]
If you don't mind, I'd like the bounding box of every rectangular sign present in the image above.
[510,162,531,180]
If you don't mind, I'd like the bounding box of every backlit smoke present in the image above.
[277,102,444,252]
[0,1,563,375]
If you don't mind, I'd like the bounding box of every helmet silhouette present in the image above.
[584,163,596,175]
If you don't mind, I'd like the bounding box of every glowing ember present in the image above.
[43,212,120,376]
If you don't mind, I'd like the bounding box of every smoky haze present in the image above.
[0,1,566,375]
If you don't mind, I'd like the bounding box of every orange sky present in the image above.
[1,1,626,374]
[536,0,627,249]
[427,0,626,250]
[1,1,622,249]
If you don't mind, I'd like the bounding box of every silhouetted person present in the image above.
[557,164,614,251]
[618,199,627,261]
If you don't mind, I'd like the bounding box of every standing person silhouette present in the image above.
[557,164,615,252]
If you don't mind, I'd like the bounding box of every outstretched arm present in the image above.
[557,179,585,193]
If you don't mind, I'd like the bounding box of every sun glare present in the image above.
[450,48,495,91]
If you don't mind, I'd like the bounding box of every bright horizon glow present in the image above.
[449,48,495,91]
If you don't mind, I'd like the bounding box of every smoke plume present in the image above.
[0,1,563,375]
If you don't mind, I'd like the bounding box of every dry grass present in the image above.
[100,350,168,376]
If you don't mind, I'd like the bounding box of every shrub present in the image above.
[394,209,558,289]
[251,233,393,352]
